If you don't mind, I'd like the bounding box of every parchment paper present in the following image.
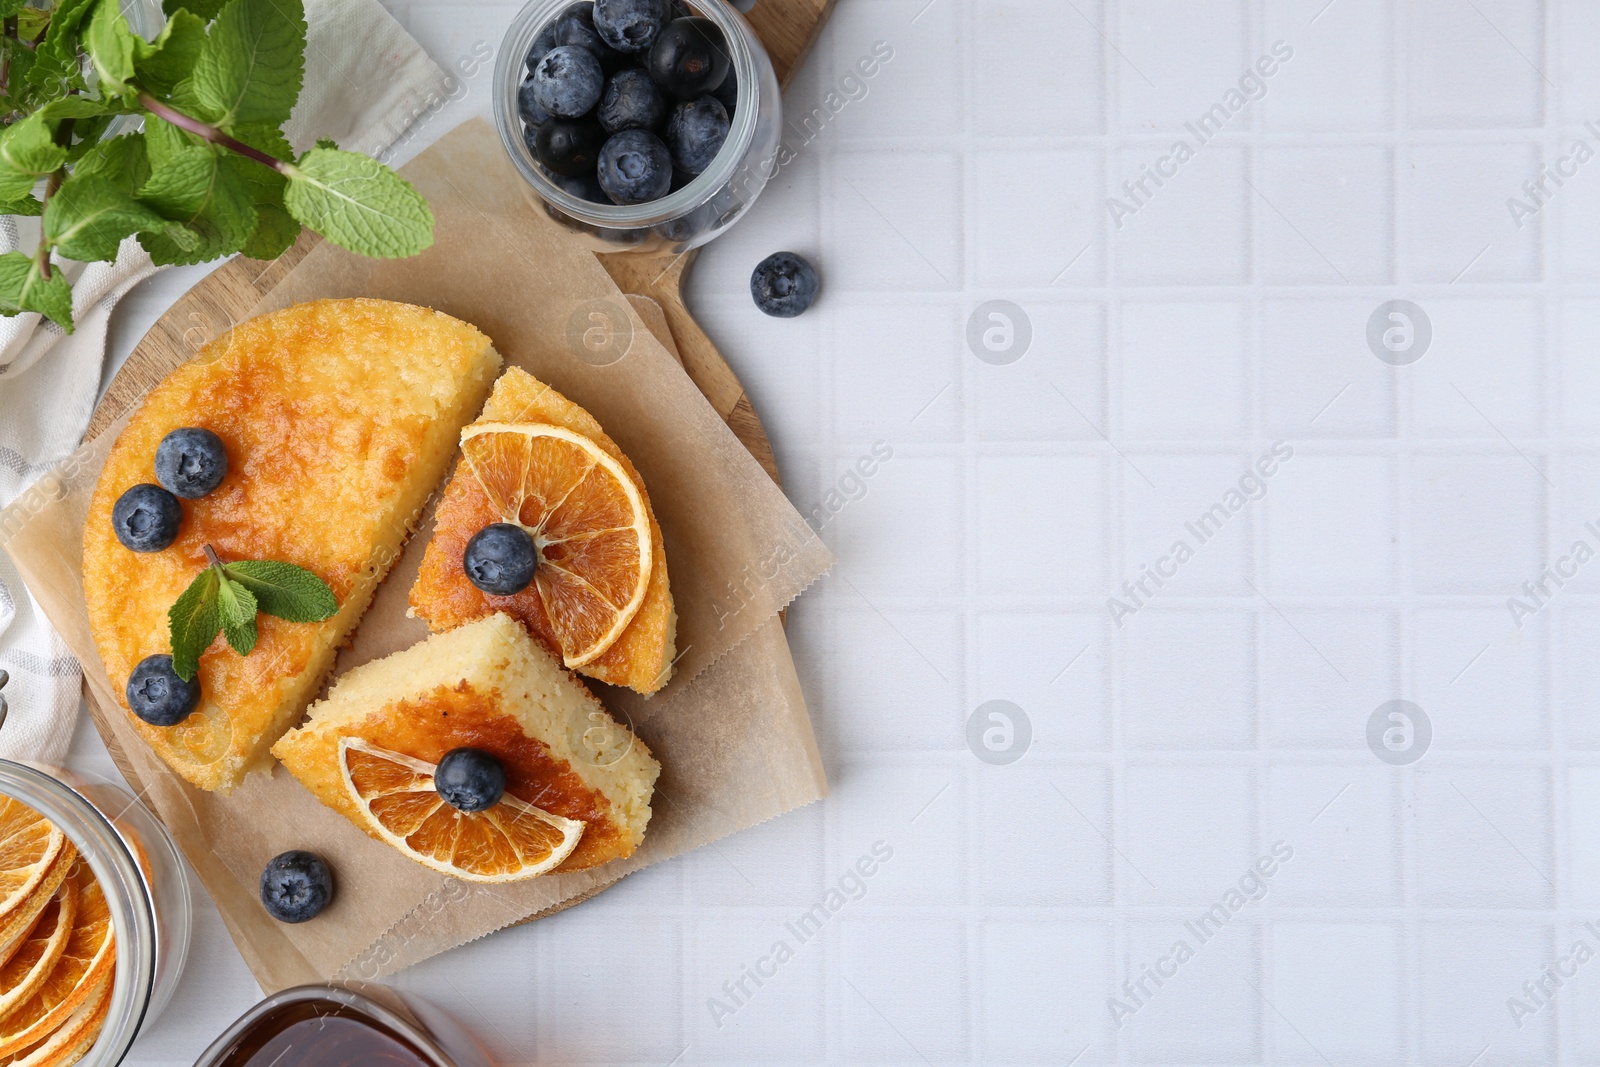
[0,118,832,987]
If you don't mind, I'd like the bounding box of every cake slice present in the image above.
[83,299,502,793]
[409,367,676,693]
[273,613,659,879]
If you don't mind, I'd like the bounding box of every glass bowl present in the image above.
[494,0,783,254]
[0,758,192,1067]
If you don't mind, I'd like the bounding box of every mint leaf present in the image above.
[0,0,31,18]
[0,195,42,216]
[38,96,120,121]
[28,0,96,92]
[191,0,304,128]
[223,560,337,622]
[167,566,221,681]
[0,251,73,330]
[215,573,258,655]
[74,133,149,195]
[131,8,207,97]
[282,148,433,259]
[84,0,137,97]
[0,112,67,201]
[163,0,228,19]
[220,123,296,258]
[45,174,170,261]
[138,118,255,264]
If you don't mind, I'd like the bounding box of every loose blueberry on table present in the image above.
[260,850,335,924]
[126,654,201,726]
[434,748,508,813]
[112,483,183,552]
[516,0,735,212]
[155,427,229,499]
[463,523,539,595]
[751,252,820,318]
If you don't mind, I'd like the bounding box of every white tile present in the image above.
[1113,145,1251,285]
[1261,298,1397,439]
[1269,767,1402,907]
[974,0,1104,137]
[1259,145,1393,284]
[1263,452,1397,594]
[832,303,962,444]
[1411,455,1546,594]
[1561,608,1600,747]
[682,802,826,908]
[821,609,961,755]
[1417,922,1554,1064]
[832,760,964,906]
[1411,298,1544,438]
[1413,607,1549,750]
[1415,767,1555,908]
[978,763,1111,906]
[982,923,1112,1062]
[976,612,1111,751]
[1558,0,1600,124]
[1118,301,1248,439]
[842,919,969,1063]
[1567,767,1600,906]
[1407,0,1545,128]
[1562,916,1600,1061]
[827,0,961,140]
[1115,0,1248,133]
[977,455,1103,596]
[1560,300,1600,432]
[830,455,961,598]
[1552,454,1600,595]
[1555,143,1600,282]
[1120,452,1259,597]
[975,303,1107,443]
[1269,923,1402,1066]
[1262,611,1400,750]
[1403,143,1542,283]
[1263,0,1391,131]
[1124,764,1255,906]
[686,915,826,1062]
[827,150,962,292]
[1121,611,1256,750]
[534,915,684,1063]
[974,148,1104,288]
[1119,920,1261,1063]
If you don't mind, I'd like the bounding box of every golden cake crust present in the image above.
[83,298,501,793]
[408,368,676,693]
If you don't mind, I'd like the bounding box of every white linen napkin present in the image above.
[0,0,447,762]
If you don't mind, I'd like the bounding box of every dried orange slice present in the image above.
[339,737,584,883]
[459,423,652,667]
[0,862,115,1057]
[0,968,111,1067]
[0,846,76,969]
[0,879,77,1020]
[0,801,68,937]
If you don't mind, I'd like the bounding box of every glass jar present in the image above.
[493,0,782,254]
[0,759,192,1067]
[193,984,494,1067]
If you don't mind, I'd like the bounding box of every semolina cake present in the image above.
[409,367,676,694]
[272,613,659,879]
[83,299,502,793]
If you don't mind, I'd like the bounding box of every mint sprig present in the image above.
[166,544,338,680]
[0,0,435,333]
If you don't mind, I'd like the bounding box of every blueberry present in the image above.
[518,74,553,126]
[593,0,668,53]
[434,748,507,813]
[598,68,667,133]
[125,654,200,727]
[550,2,629,72]
[662,95,728,174]
[751,252,820,318]
[154,427,228,499]
[463,523,538,595]
[525,20,560,73]
[533,45,605,119]
[547,167,610,203]
[112,483,181,552]
[648,17,729,100]
[260,851,334,923]
[711,68,738,116]
[597,129,673,204]
[530,117,605,176]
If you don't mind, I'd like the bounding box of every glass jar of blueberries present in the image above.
[494,0,781,254]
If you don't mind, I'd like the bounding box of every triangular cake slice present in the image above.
[83,299,502,793]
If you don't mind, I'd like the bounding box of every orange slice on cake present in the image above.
[339,737,584,883]
[458,423,653,667]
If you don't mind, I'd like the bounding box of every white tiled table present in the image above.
[80,0,1600,1064]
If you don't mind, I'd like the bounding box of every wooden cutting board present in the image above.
[87,0,837,491]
